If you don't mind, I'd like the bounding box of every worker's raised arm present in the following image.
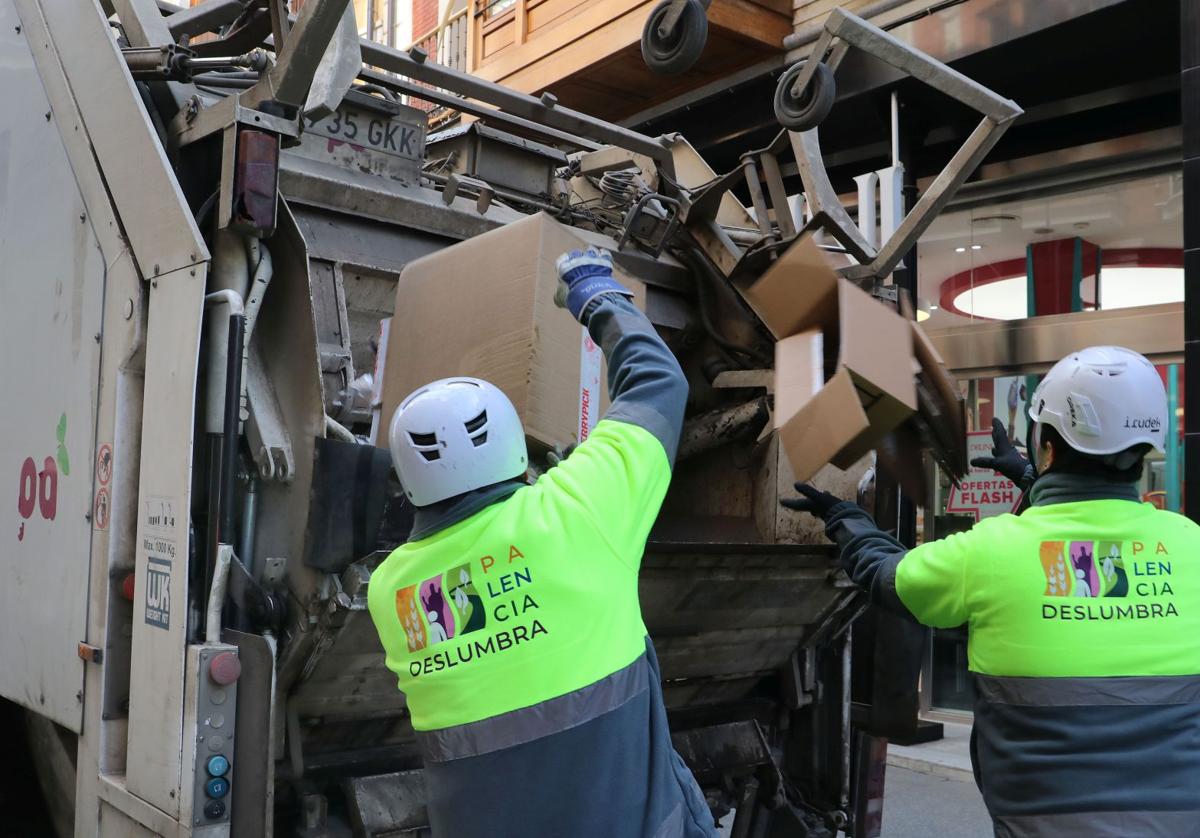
[583,302,687,463]
[531,248,688,566]
[554,248,688,459]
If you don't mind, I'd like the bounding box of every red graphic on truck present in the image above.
[16,412,68,541]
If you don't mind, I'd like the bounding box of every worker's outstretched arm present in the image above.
[531,248,688,566]
[782,484,973,627]
[584,294,687,461]
[823,502,915,621]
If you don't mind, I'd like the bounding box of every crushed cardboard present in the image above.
[738,234,921,484]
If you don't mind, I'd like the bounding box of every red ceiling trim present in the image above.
[937,247,1184,319]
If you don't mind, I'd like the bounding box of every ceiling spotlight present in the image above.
[955,246,966,253]
[971,244,983,250]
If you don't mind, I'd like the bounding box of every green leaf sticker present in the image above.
[56,412,69,476]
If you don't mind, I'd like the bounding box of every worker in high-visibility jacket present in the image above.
[367,248,716,838]
[784,346,1200,838]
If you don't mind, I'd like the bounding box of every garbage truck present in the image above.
[0,1,1018,835]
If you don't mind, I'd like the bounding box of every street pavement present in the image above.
[882,764,993,837]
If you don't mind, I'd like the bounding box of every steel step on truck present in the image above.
[0,1,1017,836]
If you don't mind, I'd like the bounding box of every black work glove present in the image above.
[545,443,577,468]
[970,417,1034,487]
[780,482,845,522]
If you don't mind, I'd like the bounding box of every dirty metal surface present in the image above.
[671,720,773,781]
[643,547,846,686]
[344,769,427,836]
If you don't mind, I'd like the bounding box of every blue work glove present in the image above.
[554,248,633,322]
[971,417,1035,488]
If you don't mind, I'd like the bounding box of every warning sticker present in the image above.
[93,487,109,530]
[945,430,1024,522]
[97,443,113,486]
[141,496,178,631]
[143,495,177,534]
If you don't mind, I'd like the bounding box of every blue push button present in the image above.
[206,777,230,799]
[206,755,229,777]
[203,799,226,820]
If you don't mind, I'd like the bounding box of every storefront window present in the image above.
[918,172,1183,324]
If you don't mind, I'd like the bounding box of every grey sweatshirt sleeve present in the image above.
[823,502,921,624]
[581,294,688,466]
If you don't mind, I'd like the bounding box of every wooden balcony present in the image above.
[468,0,792,121]
[413,4,471,72]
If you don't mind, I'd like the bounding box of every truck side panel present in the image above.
[0,0,104,734]
[12,0,214,822]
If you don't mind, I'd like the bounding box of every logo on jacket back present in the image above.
[1040,541,1127,598]
[395,563,486,652]
[1038,540,1180,621]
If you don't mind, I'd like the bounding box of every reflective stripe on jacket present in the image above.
[894,494,1200,835]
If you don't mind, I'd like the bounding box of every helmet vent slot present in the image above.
[472,431,488,447]
[419,449,441,462]
[408,431,438,447]
[465,411,488,434]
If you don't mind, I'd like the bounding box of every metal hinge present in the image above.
[77,642,103,664]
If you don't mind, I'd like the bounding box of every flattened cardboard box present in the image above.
[380,213,645,455]
[742,234,918,483]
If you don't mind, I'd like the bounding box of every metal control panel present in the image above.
[191,646,239,829]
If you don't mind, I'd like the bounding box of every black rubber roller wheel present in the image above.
[641,0,708,76]
[774,60,836,132]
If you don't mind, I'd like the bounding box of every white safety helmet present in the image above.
[1028,346,1167,461]
[388,378,527,506]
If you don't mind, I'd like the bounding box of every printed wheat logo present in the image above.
[1039,541,1128,598]
[395,563,486,652]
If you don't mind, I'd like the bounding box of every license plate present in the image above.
[305,104,424,162]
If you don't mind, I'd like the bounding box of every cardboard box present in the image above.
[741,234,918,483]
[379,213,644,455]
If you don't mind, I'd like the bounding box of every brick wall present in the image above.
[408,0,441,112]
[413,0,439,40]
